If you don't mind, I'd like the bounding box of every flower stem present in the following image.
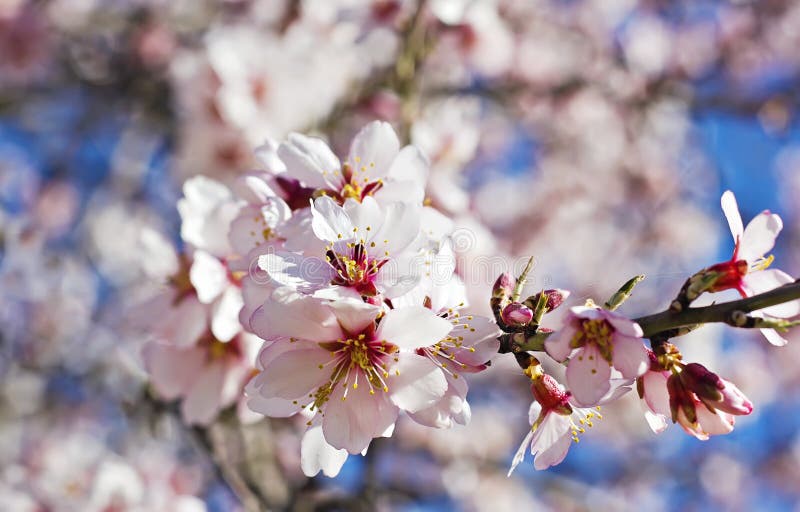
[635,280,800,338]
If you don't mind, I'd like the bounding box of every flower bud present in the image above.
[492,273,514,300]
[501,302,533,327]
[680,363,753,416]
[530,371,572,416]
[667,373,696,425]
[679,363,723,403]
[543,289,569,312]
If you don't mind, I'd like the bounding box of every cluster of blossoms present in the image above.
[141,121,500,476]
[139,110,800,478]
[500,190,798,472]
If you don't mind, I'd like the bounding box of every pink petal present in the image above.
[641,371,671,417]
[533,428,572,470]
[696,405,735,436]
[376,306,453,350]
[181,360,225,426]
[300,425,349,478]
[256,348,334,400]
[720,190,743,243]
[322,382,399,454]
[544,325,575,362]
[530,412,572,470]
[388,353,447,413]
[155,294,208,347]
[372,202,422,257]
[328,299,381,335]
[611,335,649,378]
[250,290,341,342]
[142,342,206,400]
[566,345,612,407]
[739,211,782,262]
[605,313,644,337]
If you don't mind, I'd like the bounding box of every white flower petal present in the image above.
[347,121,400,180]
[720,190,743,243]
[566,345,612,407]
[256,348,333,400]
[329,299,381,335]
[739,211,782,262]
[190,250,227,304]
[311,196,354,243]
[181,360,225,426]
[142,343,206,400]
[376,306,453,350]
[278,133,341,190]
[611,335,649,379]
[210,285,243,342]
[323,381,398,454]
[742,269,799,317]
[388,353,447,413]
[300,425,349,478]
[250,290,341,341]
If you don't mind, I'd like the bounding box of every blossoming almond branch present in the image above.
[137,121,800,485]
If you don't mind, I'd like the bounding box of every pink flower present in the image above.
[143,333,259,426]
[269,121,429,205]
[545,306,649,406]
[246,290,452,454]
[713,190,800,345]
[260,196,423,298]
[508,369,624,473]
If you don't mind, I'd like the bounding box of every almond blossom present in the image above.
[508,366,626,473]
[544,305,649,406]
[267,121,428,205]
[260,195,424,298]
[246,289,452,455]
[710,190,800,345]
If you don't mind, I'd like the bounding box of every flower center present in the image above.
[326,241,388,296]
[570,319,615,362]
[310,334,399,411]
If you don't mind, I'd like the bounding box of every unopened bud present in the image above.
[667,373,696,425]
[501,302,533,327]
[679,363,723,403]
[492,273,513,300]
[530,371,572,416]
[680,363,753,416]
[543,289,569,312]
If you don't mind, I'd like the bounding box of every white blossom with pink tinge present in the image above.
[715,190,800,346]
[266,121,429,205]
[545,305,649,407]
[246,289,452,458]
[260,195,425,298]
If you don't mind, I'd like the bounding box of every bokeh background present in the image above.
[2,0,800,510]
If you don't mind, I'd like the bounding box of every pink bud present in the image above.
[543,289,570,312]
[703,378,753,416]
[531,373,572,415]
[492,273,514,299]
[679,363,723,403]
[501,302,533,327]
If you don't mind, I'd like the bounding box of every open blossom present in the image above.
[508,367,624,473]
[267,120,429,205]
[544,305,649,406]
[260,195,424,298]
[712,190,800,345]
[246,289,452,455]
